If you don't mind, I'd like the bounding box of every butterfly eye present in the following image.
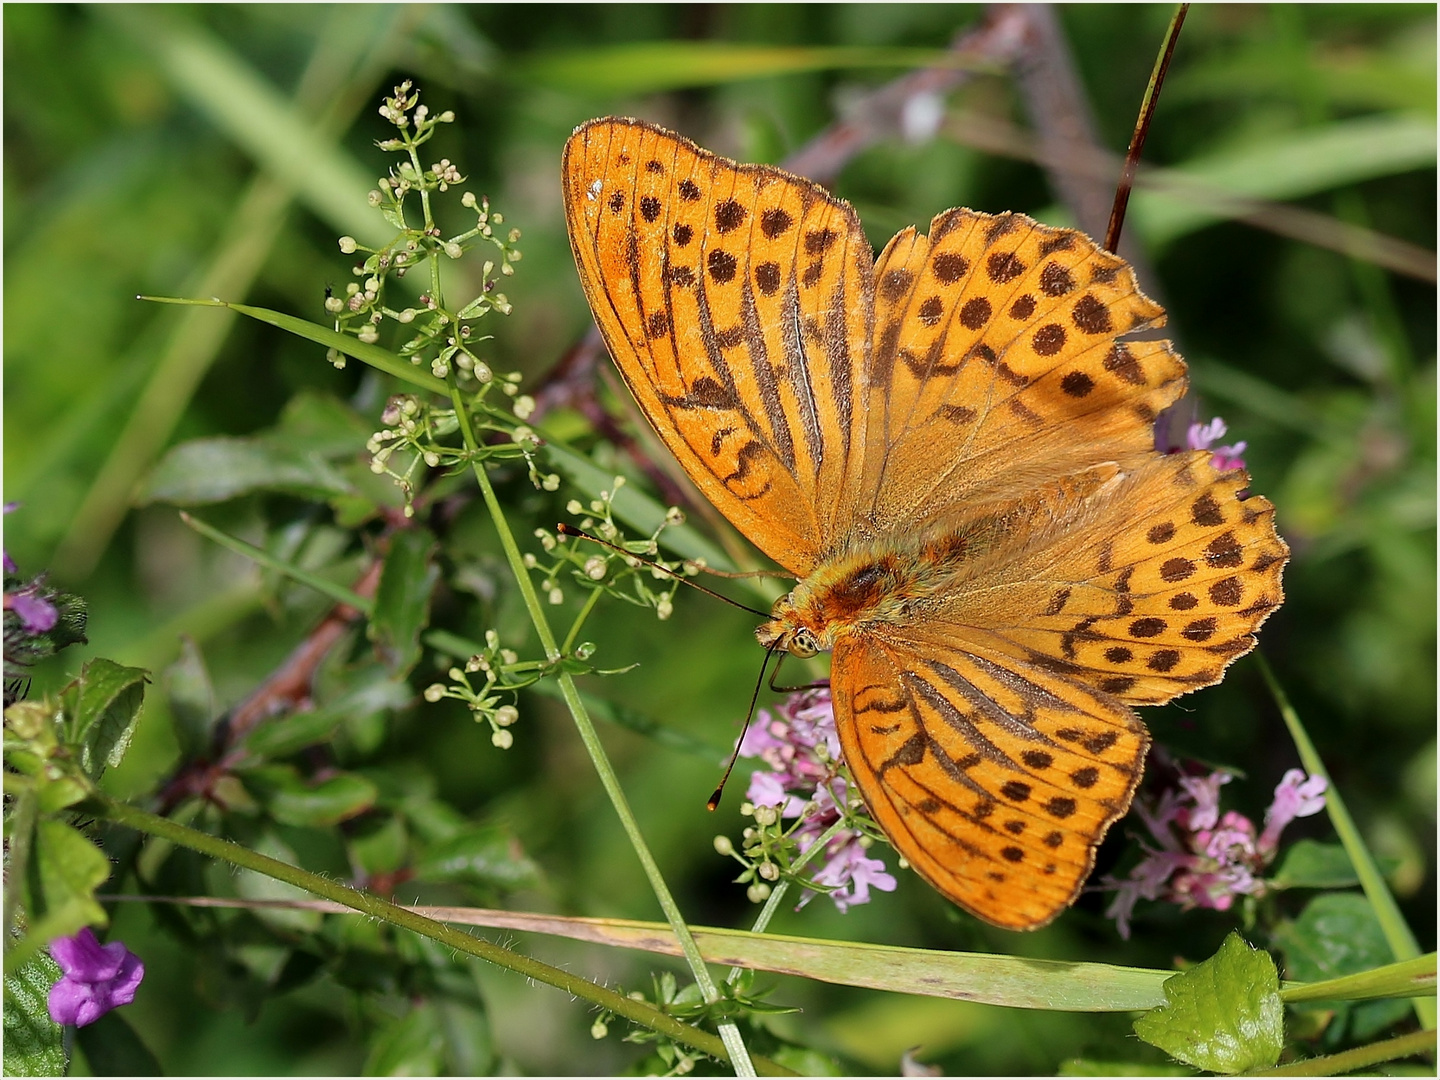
[789,628,819,658]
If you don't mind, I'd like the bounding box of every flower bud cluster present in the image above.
[527,478,693,621]
[422,628,532,749]
[328,83,521,396]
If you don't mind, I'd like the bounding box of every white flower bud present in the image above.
[590,1019,608,1040]
[753,805,778,827]
[655,596,673,621]
[448,667,465,681]
[665,506,685,526]
[713,835,735,857]
[397,308,416,323]
[500,649,518,664]
[746,883,771,904]
[522,552,537,568]
[758,861,779,881]
[472,361,492,383]
[566,500,583,516]
[444,242,463,260]
[541,473,561,491]
[423,451,440,467]
[584,556,607,580]
[495,706,519,727]
[424,684,446,702]
[325,296,344,314]
[512,394,535,420]
[491,728,514,749]
[462,191,477,208]
[548,587,564,605]
[339,236,358,253]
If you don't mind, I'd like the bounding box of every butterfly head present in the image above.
[754,595,823,658]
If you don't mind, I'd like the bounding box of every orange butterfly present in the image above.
[561,117,1287,930]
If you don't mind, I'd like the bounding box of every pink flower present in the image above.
[6,590,58,634]
[737,689,894,912]
[1186,416,1248,473]
[1104,763,1327,938]
[47,929,144,1027]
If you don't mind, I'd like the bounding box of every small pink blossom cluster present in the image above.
[1185,416,1248,473]
[1106,764,1328,938]
[739,689,896,912]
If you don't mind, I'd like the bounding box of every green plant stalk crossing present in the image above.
[90,795,794,1076]
[1255,651,1434,1029]
[1254,1027,1435,1077]
[447,385,758,1076]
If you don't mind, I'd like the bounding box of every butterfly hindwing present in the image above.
[832,633,1147,929]
[562,118,874,576]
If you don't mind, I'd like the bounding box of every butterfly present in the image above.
[561,117,1287,930]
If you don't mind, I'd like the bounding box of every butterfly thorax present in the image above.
[756,527,991,657]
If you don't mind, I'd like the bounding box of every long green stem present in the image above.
[447,386,757,1076]
[727,816,851,986]
[89,795,792,1075]
[1255,652,1434,1029]
[1255,1028,1435,1077]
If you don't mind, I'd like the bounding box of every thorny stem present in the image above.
[1255,651,1435,1030]
[446,384,758,1076]
[90,794,794,1076]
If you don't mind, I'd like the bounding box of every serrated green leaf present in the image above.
[241,765,378,827]
[364,1002,446,1077]
[165,637,218,761]
[140,435,356,505]
[75,1010,162,1076]
[1272,839,1361,889]
[1133,933,1284,1074]
[369,529,438,676]
[2,948,65,1077]
[412,825,540,890]
[68,658,148,778]
[1274,892,1394,984]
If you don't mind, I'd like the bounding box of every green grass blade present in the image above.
[518,42,990,95]
[139,297,448,395]
[1280,953,1436,1005]
[179,512,372,615]
[1255,652,1435,1029]
[1254,1027,1435,1077]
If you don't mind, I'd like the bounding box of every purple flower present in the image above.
[6,590,58,634]
[3,502,18,574]
[47,929,144,1027]
[1185,416,1248,473]
[738,688,894,912]
[1104,761,1327,938]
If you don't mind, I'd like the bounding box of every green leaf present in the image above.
[348,814,409,877]
[369,529,438,676]
[140,435,356,505]
[435,999,495,1076]
[412,825,540,890]
[363,1002,446,1077]
[164,637,218,761]
[66,658,148,779]
[2,948,65,1077]
[241,764,378,827]
[1272,840,1361,889]
[1274,892,1394,985]
[1133,933,1284,1074]
[75,1010,162,1076]
[244,674,411,759]
[23,820,111,949]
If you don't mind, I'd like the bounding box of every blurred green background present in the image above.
[4,4,1434,1075]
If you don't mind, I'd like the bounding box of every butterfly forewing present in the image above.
[562,118,874,576]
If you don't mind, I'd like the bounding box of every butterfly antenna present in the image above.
[1104,3,1190,254]
[708,641,781,812]
[556,523,770,618]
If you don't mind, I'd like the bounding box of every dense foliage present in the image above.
[4,5,1434,1075]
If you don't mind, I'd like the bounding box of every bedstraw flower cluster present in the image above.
[527,476,694,618]
[423,629,539,749]
[717,688,897,912]
[327,81,520,384]
[1105,763,1328,938]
